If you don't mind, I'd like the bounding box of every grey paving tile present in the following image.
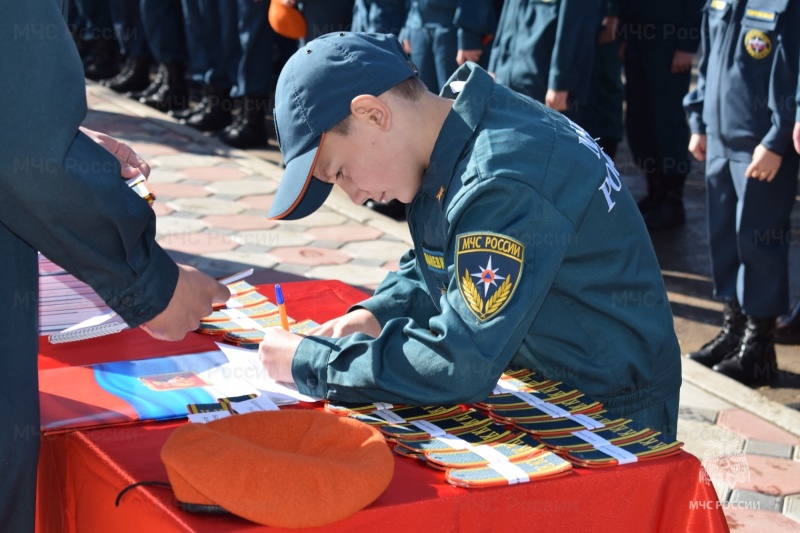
[679,381,736,412]
[206,179,277,196]
[744,439,795,459]
[281,210,348,227]
[340,240,410,261]
[729,489,782,512]
[308,240,347,250]
[232,229,313,248]
[202,251,278,270]
[155,217,208,238]
[167,197,245,216]
[679,406,719,425]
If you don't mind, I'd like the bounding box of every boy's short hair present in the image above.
[330,76,428,136]
[268,32,419,220]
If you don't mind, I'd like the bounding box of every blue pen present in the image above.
[275,284,290,331]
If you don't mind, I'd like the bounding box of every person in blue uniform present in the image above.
[488,0,601,123]
[352,0,409,35]
[684,0,800,384]
[774,75,800,344]
[0,2,231,529]
[259,33,682,444]
[618,0,703,230]
[582,0,624,160]
[399,0,497,93]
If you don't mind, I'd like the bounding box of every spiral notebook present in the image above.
[46,268,254,344]
[47,310,129,344]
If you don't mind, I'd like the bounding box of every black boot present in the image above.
[184,85,233,132]
[217,96,268,149]
[686,300,745,367]
[643,174,686,230]
[713,315,778,384]
[637,172,664,216]
[127,64,165,100]
[140,61,189,113]
[84,37,120,81]
[105,57,152,93]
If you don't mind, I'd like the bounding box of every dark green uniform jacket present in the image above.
[292,63,681,423]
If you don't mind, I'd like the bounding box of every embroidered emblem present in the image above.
[456,233,523,322]
[744,29,771,59]
[436,186,446,202]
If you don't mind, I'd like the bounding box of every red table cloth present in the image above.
[36,280,729,533]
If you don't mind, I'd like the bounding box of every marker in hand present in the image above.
[275,284,290,331]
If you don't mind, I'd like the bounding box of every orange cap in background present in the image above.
[268,0,307,40]
[161,410,394,528]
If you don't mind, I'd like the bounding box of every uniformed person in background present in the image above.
[684,0,800,384]
[0,2,230,528]
[618,0,703,231]
[399,0,497,93]
[259,33,682,446]
[774,69,800,345]
[488,0,602,124]
[352,0,409,35]
[582,0,624,161]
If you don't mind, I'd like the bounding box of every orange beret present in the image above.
[268,0,307,40]
[161,410,394,528]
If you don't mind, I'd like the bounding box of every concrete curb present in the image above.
[682,357,800,437]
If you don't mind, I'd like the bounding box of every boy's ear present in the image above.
[349,95,391,131]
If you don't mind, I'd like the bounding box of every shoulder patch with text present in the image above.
[456,233,524,322]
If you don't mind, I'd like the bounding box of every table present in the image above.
[36,280,729,533]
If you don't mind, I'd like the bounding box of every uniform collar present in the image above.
[419,63,494,203]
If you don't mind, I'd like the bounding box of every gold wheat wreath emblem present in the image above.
[456,232,524,322]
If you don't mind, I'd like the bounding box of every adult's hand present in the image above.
[80,126,151,179]
[545,89,568,112]
[306,308,381,338]
[140,264,229,340]
[671,50,694,74]
[689,133,707,161]
[457,48,482,65]
[597,15,618,44]
[793,122,800,154]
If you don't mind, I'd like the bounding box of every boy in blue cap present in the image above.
[260,32,682,441]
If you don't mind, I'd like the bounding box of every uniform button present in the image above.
[120,295,134,307]
[306,376,318,389]
[136,306,152,317]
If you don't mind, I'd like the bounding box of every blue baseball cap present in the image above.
[268,32,418,220]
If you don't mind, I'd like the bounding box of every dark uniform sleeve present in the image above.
[676,0,704,53]
[291,179,573,406]
[352,247,440,327]
[549,0,601,92]
[453,0,497,51]
[761,0,800,155]
[0,0,178,327]
[683,3,709,135]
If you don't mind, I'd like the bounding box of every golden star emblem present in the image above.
[436,186,446,202]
